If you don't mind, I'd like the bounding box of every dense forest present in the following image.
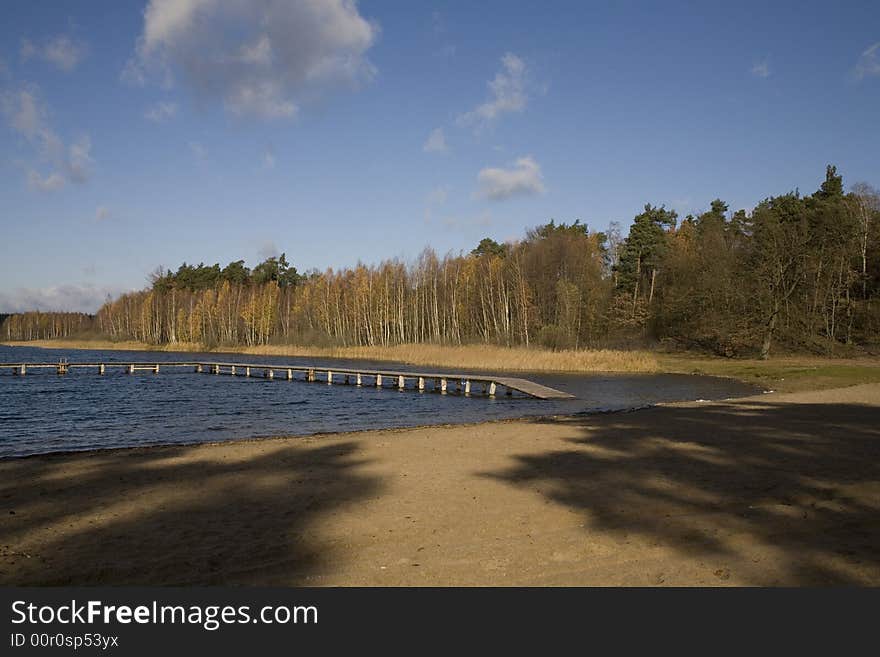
[1,312,93,342]
[3,167,879,358]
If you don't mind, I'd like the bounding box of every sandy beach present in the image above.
[1,383,878,586]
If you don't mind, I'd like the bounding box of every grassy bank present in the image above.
[4,339,880,391]
[659,354,880,393]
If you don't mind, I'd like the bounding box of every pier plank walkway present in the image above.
[492,377,575,400]
[0,361,575,400]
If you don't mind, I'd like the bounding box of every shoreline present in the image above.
[2,383,878,586]
[0,341,770,461]
[0,406,661,462]
[4,339,880,393]
[0,339,660,374]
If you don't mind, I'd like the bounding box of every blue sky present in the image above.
[1,0,879,312]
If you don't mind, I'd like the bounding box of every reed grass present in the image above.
[244,343,660,373]
[7,339,880,388]
[2,340,659,373]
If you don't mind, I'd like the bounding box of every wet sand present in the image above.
[1,384,878,586]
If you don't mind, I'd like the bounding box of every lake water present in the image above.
[0,345,761,458]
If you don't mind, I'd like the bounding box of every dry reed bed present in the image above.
[1,340,659,373]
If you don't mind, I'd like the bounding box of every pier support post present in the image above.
[356,373,362,386]
[375,374,382,387]
[287,369,293,380]
[307,369,315,382]
[441,378,447,393]
[128,365,134,374]
[489,382,497,396]
[265,369,274,379]
[231,366,236,376]
[195,364,203,373]
[418,377,425,391]
[154,365,159,374]
[99,364,105,375]
[213,364,220,375]
[246,367,251,377]
[464,380,471,395]
[327,370,333,385]
[398,375,405,390]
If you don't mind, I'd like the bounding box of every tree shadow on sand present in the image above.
[0,440,381,585]
[485,399,880,585]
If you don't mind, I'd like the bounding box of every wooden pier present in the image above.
[0,361,574,400]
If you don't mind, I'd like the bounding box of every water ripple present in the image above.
[0,345,760,458]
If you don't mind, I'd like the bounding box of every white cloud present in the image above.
[751,60,770,78]
[66,136,92,183]
[144,100,178,122]
[855,42,880,79]
[127,0,379,120]
[423,127,447,153]
[237,34,273,66]
[0,284,125,313]
[0,86,93,191]
[225,80,297,119]
[459,53,528,130]
[1,86,46,138]
[44,36,88,71]
[27,170,66,192]
[20,38,36,61]
[21,35,88,71]
[120,57,147,86]
[477,156,545,201]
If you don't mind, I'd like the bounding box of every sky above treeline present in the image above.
[1,0,879,313]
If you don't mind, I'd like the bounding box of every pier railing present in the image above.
[0,361,574,400]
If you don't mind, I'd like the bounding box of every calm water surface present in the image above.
[0,345,761,458]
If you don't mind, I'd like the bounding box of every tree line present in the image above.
[2,166,878,358]
[1,312,93,341]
